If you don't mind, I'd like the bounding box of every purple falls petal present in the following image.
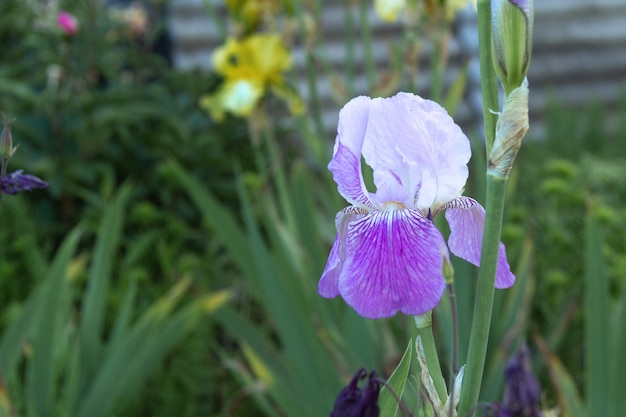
[329,96,376,209]
[0,170,48,195]
[319,233,342,298]
[336,209,448,319]
[444,197,515,288]
[319,207,369,298]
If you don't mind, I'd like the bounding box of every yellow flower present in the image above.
[200,33,297,120]
[225,0,280,28]
[445,0,475,19]
[375,0,473,23]
[374,0,406,22]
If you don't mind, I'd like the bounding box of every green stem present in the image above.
[201,0,226,39]
[344,1,355,96]
[447,283,459,417]
[293,0,325,137]
[476,0,500,155]
[359,0,375,90]
[305,50,325,138]
[430,38,442,103]
[415,315,447,404]
[457,173,508,416]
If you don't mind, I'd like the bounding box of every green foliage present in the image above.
[0,186,223,417]
[379,340,413,417]
[166,150,396,416]
[496,95,626,412]
[0,0,256,289]
[2,0,626,415]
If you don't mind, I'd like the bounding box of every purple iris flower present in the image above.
[0,170,49,195]
[318,93,515,319]
[330,369,381,417]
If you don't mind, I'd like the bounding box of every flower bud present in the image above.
[57,11,79,36]
[486,344,543,417]
[442,256,455,285]
[491,0,533,94]
[330,368,381,417]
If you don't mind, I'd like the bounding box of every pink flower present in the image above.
[318,93,515,319]
[57,11,79,35]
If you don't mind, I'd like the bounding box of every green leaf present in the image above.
[75,279,196,417]
[584,200,610,417]
[545,352,585,417]
[443,63,469,116]
[611,298,626,417]
[164,160,256,280]
[79,183,133,388]
[379,339,413,417]
[108,278,138,346]
[25,227,82,417]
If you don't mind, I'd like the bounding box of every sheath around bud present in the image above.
[491,0,534,94]
[489,78,529,178]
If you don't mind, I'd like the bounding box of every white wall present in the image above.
[168,0,626,138]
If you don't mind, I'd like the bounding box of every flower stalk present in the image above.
[458,0,532,413]
[457,172,508,415]
[477,0,500,156]
[414,313,447,404]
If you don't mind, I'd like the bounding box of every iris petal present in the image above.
[318,234,341,298]
[329,96,375,209]
[337,209,448,318]
[361,93,471,209]
[444,197,515,288]
[319,208,368,298]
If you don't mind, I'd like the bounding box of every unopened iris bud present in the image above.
[491,0,534,94]
[486,344,543,417]
[330,368,381,417]
[442,256,455,285]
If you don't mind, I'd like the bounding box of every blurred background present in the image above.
[1,0,625,416]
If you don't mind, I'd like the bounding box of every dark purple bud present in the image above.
[496,345,543,417]
[0,170,49,195]
[330,368,381,417]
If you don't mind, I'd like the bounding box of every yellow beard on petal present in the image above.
[382,201,407,211]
